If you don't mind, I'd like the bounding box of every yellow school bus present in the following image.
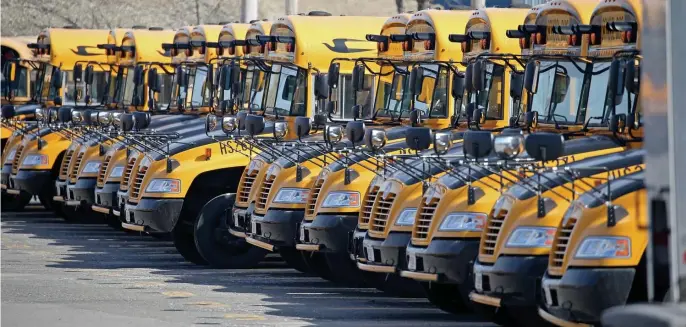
[3,28,110,212]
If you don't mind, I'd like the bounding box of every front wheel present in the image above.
[172,222,208,266]
[423,283,470,314]
[194,194,267,268]
[2,191,32,212]
[279,247,311,274]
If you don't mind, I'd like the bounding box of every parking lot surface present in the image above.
[1,207,495,327]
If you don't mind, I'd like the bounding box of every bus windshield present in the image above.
[528,60,587,125]
[263,64,307,117]
[64,70,109,106]
[374,68,411,119]
[246,66,267,112]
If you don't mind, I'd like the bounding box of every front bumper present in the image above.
[229,203,254,238]
[54,179,68,202]
[358,232,411,273]
[123,198,184,233]
[540,267,636,325]
[114,190,128,218]
[400,238,480,284]
[247,209,304,249]
[298,213,358,253]
[10,169,52,195]
[93,183,120,214]
[471,256,548,309]
[349,228,367,261]
[65,178,97,207]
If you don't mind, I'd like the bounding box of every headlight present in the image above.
[81,161,101,173]
[222,116,237,133]
[71,110,83,123]
[34,108,44,121]
[4,150,16,164]
[112,112,123,126]
[369,129,387,150]
[395,208,417,226]
[98,112,112,126]
[322,191,360,208]
[21,154,48,166]
[433,132,452,155]
[326,125,344,144]
[109,165,124,178]
[274,121,288,139]
[145,179,181,193]
[575,236,630,259]
[438,212,487,232]
[493,134,524,160]
[505,227,556,248]
[273,188,310,204]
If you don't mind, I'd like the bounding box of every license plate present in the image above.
[299,224,306,242]
[251,220,257,234]
[474,272,483,291]
[543,284,553,306]
[233,211,240,228]
[366,245,375,262]
[407,252,417,271]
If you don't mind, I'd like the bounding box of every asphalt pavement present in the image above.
[1,205,495,327]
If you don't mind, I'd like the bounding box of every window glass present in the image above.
[527,60,587,124]
[413,64,438,115]
[248,68,267,112]
[121,69,136,106]
[157,73,174,109]
[582,62,611,123]
[375,72,410,118]
[264,64,306,116]
[476,63,505,119]
[191,66,208,108]
[429,66,448,118]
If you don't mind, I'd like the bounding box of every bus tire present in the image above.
[422,282,470,314]
[324,252,368,287]
[2,191,32,212]
[279,247,311,273]
[172,222,208,266]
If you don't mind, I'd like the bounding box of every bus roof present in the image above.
[461,8,530,62]
[1,36,36,61]
[531,0,600,56]
[243,20,272,58]
[34,28,109,70]
[191,25,224,63]
[120,29,176,66]
[377,14,411,59]
[218,23,250,57]
[588,0,642,57]
[405,9,474,62]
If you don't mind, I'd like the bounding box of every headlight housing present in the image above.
[222,116,237,133]
[98,112,112,126]
[438,212,487,232]
[273,188,309,204]
[493,134,525,160]
[21,154,48,166]
[395,208,417,226]
[71,110,83,124]
[369,129,387,150]
[274,121,288,139]
[433,132,453,155]
[81,161,101,173]
[505,227,556,248]
[575,236,630,259]
[112,112,123,126]
[34,108,45,121]
[109,165,124,178]
[326,125,344,144]
[145,179,181,193]
[322,191,360,208]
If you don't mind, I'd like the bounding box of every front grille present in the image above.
[97,155,112,186]
[306,178,325,218]
[237,168,257,203]
[70,152,85,181]
[413,198,438,241]
[120,157,137,191]
[59,150,74,179]
[256,175,274,210]
[481,212,506,256]
[370,192,396,232]
[129,165,147,199]
[359,186,380,228]
[551,218,577,268]
[11,145,24,173]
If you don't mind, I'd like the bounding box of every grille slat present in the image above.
[11,145,24,173]
[370,193,396,232]
[70,152,85,181]
[480,212,506,256]
[97,155,112,186]
[237,168,257,203]
[306,178,324,218]
[255,175,274,210]
[130,165,147,199]
[550,218,577,268]
[60,150,74,178]
[120,157,137,191]
[413,198,438,240]
[359,186,380,229]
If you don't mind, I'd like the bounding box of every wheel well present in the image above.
[177,166,244,225]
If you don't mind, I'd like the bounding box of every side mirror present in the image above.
[608,59,625,106]
[405,127,431,151]
[409,67,424,97]
[609,113,627,133]
[73,64,83,82]
[54,96,63,106]
[120,113,134,132]
[295,116,311,137]
[551,73,569,104]
[314,73,329,100]
[326,101,336,115]
[352,105,360,120]
[147,68,159,92]
[245,114,265,136]
[473,108,486,125]
[1,105,15,119]
[176,66,187,87]
[52,68,63,89]
[220,65,231,90]
[133,65,145,86]
[463,130,493,159]
[328,63,340,88]
[510,72,524,99]
[236,111,248,131]
[346,120,365,145]
[524,132,565,162]
[352,64,365,92]
[132,112,150,130]
[207,65,214,90]
[471,61,485,92]
[205,114,218,132]
[451,72,465,99]
[524,60,539,94]
[624,60,639,94]
[58,107,72,123]
[464,64,474,93]
[313,114,327,128]
[84,65,94,85]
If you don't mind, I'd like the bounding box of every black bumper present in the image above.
[300,213,358,253]
[65,178,97,205]
[361,232,411,268]
[404,238,480,284]
[472,256,549,308]
[94,183,120,208]
[124,198,184,233]
[349,228,367,261]
[10,169,52,195]
[230,203,254,234]
[541,267,636,324]
[249,209,304,247]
